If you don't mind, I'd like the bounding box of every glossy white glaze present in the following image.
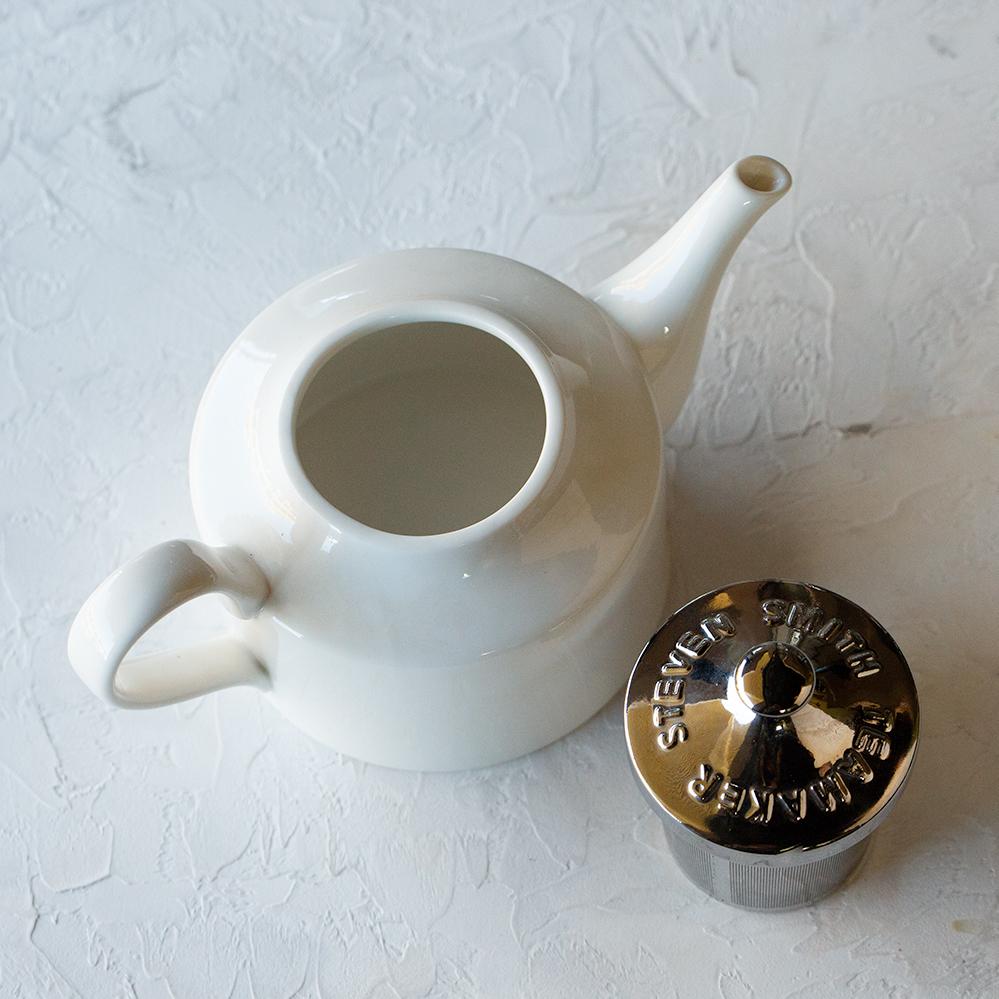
[68,540,270,706]
[68,158,789,769]
[591,156,791,431]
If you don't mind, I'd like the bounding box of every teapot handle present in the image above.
[68,540,271,708]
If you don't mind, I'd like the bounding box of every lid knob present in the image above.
[734,641,815,717]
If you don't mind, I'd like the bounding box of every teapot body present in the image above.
[188,249,667,768]
[233,524,669,769]
[69,158,791,770]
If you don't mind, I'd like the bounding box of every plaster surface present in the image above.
[2,1,998,995]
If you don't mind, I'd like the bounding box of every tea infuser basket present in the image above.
[625,580,918,910]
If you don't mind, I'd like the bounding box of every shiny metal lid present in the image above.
[625,581,918,863]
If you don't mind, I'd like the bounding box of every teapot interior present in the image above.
[294,322,547,536]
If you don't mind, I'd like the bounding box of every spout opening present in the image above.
[735,156,791,195]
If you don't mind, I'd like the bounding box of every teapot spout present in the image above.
[588,155,791,431]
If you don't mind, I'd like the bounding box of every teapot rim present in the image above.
[276,299,566,549]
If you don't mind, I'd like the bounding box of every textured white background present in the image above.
[3,0,999,995]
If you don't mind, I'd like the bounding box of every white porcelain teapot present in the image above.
[69,156,791,770]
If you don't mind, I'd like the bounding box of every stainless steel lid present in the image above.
[625,580,918,905]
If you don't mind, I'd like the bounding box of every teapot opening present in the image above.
[293,320,549,537]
